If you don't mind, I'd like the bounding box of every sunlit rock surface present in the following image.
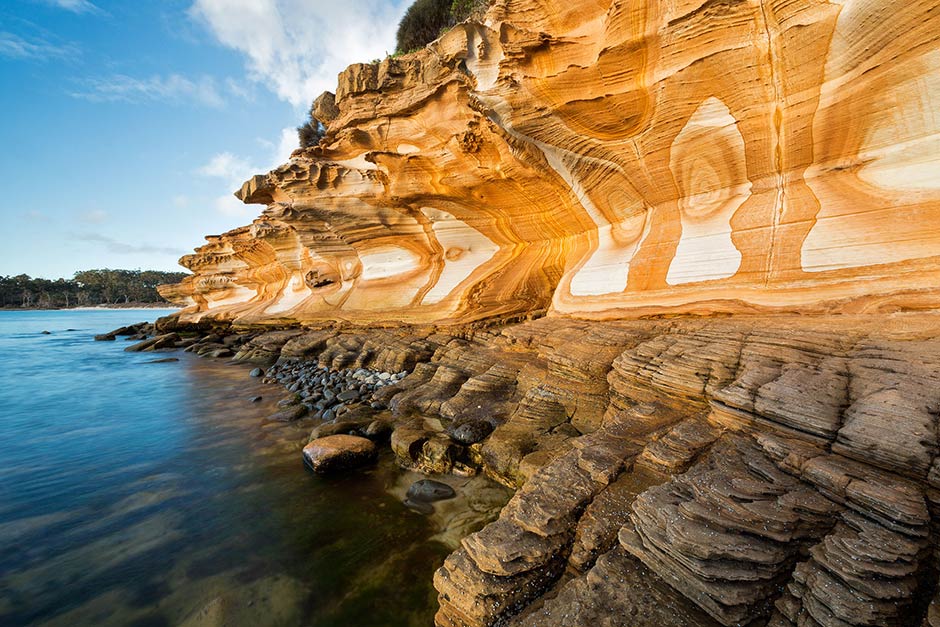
[161,0,940,324]
[158,0,940,625]
[179,314,940,626]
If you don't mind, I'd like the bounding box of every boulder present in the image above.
[302,435,377,473]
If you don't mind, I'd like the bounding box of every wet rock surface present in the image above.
[408,480,457,503]
[114,313,940,627]
[302,434,377,473]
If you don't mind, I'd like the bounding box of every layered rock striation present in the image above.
[147,313,940,626]
[162,0,940,324]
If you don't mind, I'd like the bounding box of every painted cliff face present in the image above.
[163,0,940,324]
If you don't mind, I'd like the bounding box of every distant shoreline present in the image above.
[0,303,179,311]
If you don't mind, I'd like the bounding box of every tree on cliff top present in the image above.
[297,118,325,148]
[395,0,453,54]
[394,0,490,54]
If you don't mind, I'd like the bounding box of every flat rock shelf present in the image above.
[130,310,940,627]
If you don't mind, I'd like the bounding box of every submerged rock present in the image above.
[268,405,307,422]
[407,479,457,503]
[125,333,179,353]
[302,434,377,473]
[363,420,392,440]
[403,498,435,515]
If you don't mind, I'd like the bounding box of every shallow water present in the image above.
[0,310,453,626]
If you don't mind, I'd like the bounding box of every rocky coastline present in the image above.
[137,0,940,622]
[103,311,940,627]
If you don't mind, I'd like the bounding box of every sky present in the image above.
[0,0,411,279]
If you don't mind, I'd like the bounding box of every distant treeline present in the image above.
[0,269,189,309]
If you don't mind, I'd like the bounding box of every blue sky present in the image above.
[1,0,410,278]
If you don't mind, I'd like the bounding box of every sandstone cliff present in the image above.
[162,0,940,325]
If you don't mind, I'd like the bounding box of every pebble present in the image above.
[337,389,359,402]
[256,360,412,426]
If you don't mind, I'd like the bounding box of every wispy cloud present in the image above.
[23,210,49,221]
[198,128,298,216]
[70,73,225,107]
[0,31,77,60]
[258,127,298,166]
[41,0,105,14]
[79,209,108,224]
[224,77,254,101]
[75,233,186,256]
[198,152,256,181]
[198,151,260,216]
[189,0,410,107]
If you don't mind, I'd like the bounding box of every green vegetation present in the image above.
[396,0,452,54]
[394,0,489,55]
[0,269,189,309]
[297,118,325,148]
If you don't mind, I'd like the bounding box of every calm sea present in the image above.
[0,310,447,626]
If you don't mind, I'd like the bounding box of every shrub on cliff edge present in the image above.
[394,0,491,54]
[297,118,325,148]
[395,0,453,54]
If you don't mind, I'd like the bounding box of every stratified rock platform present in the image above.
[153,313,940,626]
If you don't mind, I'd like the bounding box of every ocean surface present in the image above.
[0,309,451,626]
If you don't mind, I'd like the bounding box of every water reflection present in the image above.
[0,311,478,626]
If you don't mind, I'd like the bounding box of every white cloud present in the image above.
[258,127,299,167]
[172,195,191,208]
[224,77,254,101]
[42,0,104,14]
[198,151,256,181]
[198,127,299,216]
[213,193,255,217]
[0,32,77,60]
[198,151,259,217]
[190,0,410,107]
[71,73,225,107]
